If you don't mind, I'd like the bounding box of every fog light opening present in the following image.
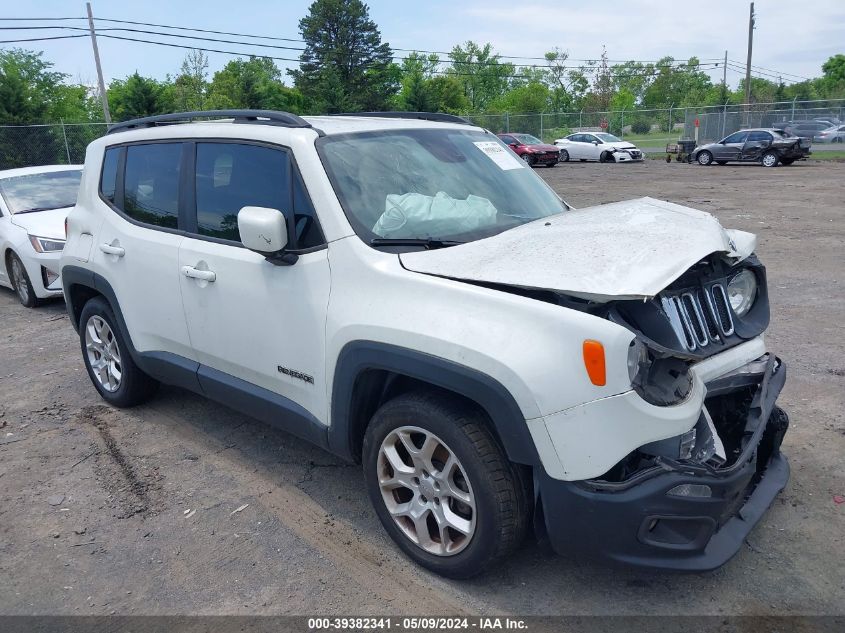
[666,483,713,498]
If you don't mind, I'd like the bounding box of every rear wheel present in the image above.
[761,151,779,167]
[697,150,713,166]
[7,252,38,308]
[558,149,569,162]
[363,391,530,579]
[79,297,159,407]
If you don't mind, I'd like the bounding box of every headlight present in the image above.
[627,338,647,383]
[727,269,758,317]
[28,235,66,253]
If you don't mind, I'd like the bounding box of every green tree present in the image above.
[395,52,440,111]
[173,49,209,111]
[817,54,845,98]
[489,82,549,113]
[290,0,395,113]
[642,57,713,108]
[108,72,174,121]
[207,57,304,112]
[447,42,514,112]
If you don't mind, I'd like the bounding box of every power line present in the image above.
[0,34,87,44]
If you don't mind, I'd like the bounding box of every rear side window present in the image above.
[100,147,119,203]
[747,131,772,142]
[122,143,181,229]
[195,143,288,242]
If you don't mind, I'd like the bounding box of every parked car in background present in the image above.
[497,133,560,167]
[814,124,845,143]
[692,129,810,167]
[554,132,644,163]
[780,120,830,138]
[0,165,81,307]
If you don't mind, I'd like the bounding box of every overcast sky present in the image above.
[4,0,844,89]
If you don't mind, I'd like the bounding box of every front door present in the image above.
[177,141,331,422]
[714,131,749,161]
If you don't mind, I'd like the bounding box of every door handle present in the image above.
[181,266,216,282]
[99,243,125,257]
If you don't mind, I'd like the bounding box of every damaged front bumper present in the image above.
[536,354,789,571]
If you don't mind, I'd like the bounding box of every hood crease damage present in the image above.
[400,197,755,302]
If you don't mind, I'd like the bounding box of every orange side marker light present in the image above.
[582,340,606,386]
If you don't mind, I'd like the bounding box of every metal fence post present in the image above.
[505,112,509,133]
[791,96,797,122]
[620,108,624,139]
[540,112,544,141]
[668,104,673,134]
[60,120,71,164]
[579,109,582,131]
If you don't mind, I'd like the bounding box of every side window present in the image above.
[747,131,772,142]
[195,143,288,242]
[570,134,583,143]
[293,169,324,249]
[100,147,119,203]
[122,143,182,229]
[723,131,748,144]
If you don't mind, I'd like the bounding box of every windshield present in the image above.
[317,129,567,245]
[595,133,621,143]
[513,134,543,145]
[0,169,82,214]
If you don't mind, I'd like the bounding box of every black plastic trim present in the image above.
[328,341,540,466]
[107,110,312,134]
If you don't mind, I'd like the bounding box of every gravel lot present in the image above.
[1,159,843,617]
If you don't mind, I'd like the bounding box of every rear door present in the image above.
[741,131,773,161]
[177,140,331,422]
[92,142,194,358]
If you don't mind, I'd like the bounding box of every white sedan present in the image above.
[554,132,644,162]
[0,165,82,307]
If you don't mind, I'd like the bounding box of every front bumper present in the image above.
[537,356,789,571]
[613,150,644,162]
[22,250,64,298]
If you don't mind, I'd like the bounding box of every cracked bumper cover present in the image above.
[536,356,788,571]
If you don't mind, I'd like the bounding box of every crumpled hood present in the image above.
[400,197,756,301]
[10,207,71,240]
[608,141,638,151]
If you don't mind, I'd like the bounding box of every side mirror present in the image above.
[593,140,600,145]
[237,206,297,265]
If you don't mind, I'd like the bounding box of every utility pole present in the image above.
[87,2,111,124]
[744,2,755,125]
[722,50,728,95]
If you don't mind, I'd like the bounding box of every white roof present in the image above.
[0,164,83,179]
[304,115,479,136]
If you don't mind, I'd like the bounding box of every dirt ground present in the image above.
[1,159,843,617]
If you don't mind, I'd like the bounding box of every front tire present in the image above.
[697,150,713,166]
[7,252,38,308]
[558,149,569,162]
[521,153,536,167]
[79,297,159,407]
[363,391,529,579]
[599,150,614,163]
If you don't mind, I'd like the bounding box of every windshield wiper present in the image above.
[370,238,463,250]
[14,205,69,214]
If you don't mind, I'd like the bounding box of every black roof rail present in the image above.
[333,111,474,125]
[107,110,313,135]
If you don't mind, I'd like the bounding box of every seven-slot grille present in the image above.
[661,284,734,351]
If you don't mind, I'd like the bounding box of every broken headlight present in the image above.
[627,338,647,384]
[727,269,757,317]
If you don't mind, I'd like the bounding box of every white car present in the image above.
[814,124,845,143]
[555,132,644,162]
[0,165,81,307]
[61,110,788,578]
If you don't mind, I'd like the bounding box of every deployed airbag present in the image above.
[372,191,497,238]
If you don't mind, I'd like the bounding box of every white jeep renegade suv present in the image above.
[61,110,789,578]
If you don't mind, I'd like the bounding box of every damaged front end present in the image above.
[536,254,790,570]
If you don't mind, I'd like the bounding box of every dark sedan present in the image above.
[692,128,811,167]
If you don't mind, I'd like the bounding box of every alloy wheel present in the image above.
[377,426,476,556]
[85,315,123,392]
[762,153,778,167]
[10,256,29,304]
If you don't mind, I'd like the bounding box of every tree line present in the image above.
[1,0,844,127]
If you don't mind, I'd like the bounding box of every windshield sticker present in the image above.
[473,141,526,170]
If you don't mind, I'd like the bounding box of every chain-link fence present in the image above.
[0,123,108,169]
[2,99,843,168]
[464,99,845,145]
